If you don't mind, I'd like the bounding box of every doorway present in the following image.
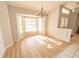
[76,14,79,33]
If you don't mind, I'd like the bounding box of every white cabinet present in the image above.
[57,28,72,42]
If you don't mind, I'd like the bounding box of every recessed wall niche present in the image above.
[58,5,72,28]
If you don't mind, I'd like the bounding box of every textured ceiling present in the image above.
[7,1,78,13]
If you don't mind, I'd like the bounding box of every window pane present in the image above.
[61,17,68,28]
[19,25,22,29]
[25,18,37,32]
[64,18,68,27]
[18,16,22,25]
[20,29,23,34]
[62,8,70,14]
[61,17,65,27]
[18,16,23,34]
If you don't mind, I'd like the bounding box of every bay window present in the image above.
[25,18,37,32]
[17,14,45,35]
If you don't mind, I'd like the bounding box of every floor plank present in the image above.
[2,35,69,58]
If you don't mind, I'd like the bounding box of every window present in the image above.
[17,16,23,34]
[17,14,45,34]
[61,17,65,28]
[58,6,71,28]
[60,17,68,28]
[62,8,70,14]
[25,18,37,32]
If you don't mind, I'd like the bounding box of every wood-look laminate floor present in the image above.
[56,34,79,58]
[2,35,69,58]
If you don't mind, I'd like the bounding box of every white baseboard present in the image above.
[0,41,13,58]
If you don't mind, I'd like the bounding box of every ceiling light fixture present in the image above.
[37,1,47,16]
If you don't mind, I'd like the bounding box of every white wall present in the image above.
[0,27,5,56]
[47,7,59,37]
[0,2,13,56]
[47,6,72,42]
[8,6,38,41]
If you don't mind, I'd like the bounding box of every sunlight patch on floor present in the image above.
[24,35,63,49]
[47,44,54,48]
[39,40,47,46]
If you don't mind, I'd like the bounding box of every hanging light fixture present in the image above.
[37,1,47,16]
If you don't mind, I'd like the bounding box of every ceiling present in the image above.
[7,1,78,13]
